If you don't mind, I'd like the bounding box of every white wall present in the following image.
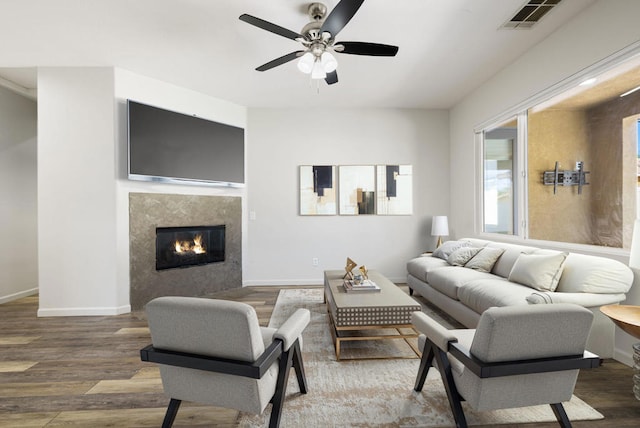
[449,0,640,364]
[36,68,247,316]
[37,67,121,315]
[0,86,37,303]
[245,108,449,284]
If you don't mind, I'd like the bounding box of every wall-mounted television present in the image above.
[127,100,245,187]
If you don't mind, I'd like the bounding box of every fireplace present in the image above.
[129,193,241,310]
[156,225,225,270]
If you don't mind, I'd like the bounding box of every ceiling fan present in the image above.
[239,0,399,85]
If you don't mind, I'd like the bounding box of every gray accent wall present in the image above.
[129,193,242,310]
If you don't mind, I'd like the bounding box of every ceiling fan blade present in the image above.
[325,71,338,85]
[320,0,365,38]
[335,41,399,56]
[239,14,302,41]
[255,51,304,72]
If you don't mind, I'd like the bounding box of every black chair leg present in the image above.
[434,348,468,428]
[550,403,572,428]
[414,341,435,392]
[291,340,308,394]
[161,398,181,428]
[269,346,295,428]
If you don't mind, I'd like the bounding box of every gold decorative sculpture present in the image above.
[344,257,357,279]
[359,265,368,280]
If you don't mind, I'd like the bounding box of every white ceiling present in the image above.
[0,0,597,109]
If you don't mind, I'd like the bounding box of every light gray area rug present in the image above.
[239,288,603,427]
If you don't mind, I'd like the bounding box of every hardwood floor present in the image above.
[1,286,639,427]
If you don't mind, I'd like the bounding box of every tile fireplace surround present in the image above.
[129,193,242,310]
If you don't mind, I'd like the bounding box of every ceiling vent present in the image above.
[501,0,562,29]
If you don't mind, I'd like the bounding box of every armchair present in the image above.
[141,296,310,428]
[412,303,600,428]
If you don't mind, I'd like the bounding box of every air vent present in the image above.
[501,0,562,29]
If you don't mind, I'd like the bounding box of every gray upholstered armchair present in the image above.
[412,303,600,428]
[141,296,310,428]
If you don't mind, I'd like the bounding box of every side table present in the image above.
[600,305,640,400]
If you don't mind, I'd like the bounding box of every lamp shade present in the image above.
[321,51,337,72]
[297,52,314,74]
[311,59,327,79]
[431,216,449,237]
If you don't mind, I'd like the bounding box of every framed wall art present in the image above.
[376,164,413,215]
[339,165,376,215]
[299,165,337,215]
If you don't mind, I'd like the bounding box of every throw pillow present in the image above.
[464,247,505,273]
[432,240,471,260]
[447,247,482,266]
[508,252,569,292]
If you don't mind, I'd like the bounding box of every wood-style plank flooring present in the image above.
[1,286,639,427]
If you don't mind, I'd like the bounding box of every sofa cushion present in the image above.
[556,253,633,294]
[486,242,538,278]
[406,255,449,282]
[428,267,497,300]
[432,240,471,260]
[463,238,491,248]
[465,247,505,273]
[447,247,482,266]
[458,279,532,314]
[508,252,568,292]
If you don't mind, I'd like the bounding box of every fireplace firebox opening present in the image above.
[156,225,225,270]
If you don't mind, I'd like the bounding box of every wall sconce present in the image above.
[431,216,449,248]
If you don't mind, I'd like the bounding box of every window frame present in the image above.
[473,40,640,252]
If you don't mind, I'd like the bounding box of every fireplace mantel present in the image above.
[129,193,242,310]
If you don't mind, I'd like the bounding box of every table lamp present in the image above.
[431,215,449,248]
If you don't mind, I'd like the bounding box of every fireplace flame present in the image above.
[174,234,206,255]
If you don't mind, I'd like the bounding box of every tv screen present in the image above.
[127,100,245,186]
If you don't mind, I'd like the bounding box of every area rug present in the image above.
[238,289,604,427]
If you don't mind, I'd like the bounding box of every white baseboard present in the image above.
[243,276,406,287]
[613,347,634,367]
[243,279,323,286]
[0,288,38,304]
[37,304,131,317]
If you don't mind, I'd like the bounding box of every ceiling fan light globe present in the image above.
[311,60,327,79]
[297,52,314,74]
[321,51,338,72]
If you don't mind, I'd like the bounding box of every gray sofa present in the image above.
[406,238,633,358]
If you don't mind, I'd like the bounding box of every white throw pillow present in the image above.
[508,252,568,292]
[556,253,633,294]
[447,247,482,266]
[464,247,505,273]
[432,240,471,260]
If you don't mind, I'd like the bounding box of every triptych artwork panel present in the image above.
[299,164,412,216]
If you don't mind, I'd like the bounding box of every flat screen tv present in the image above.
[127,100,245,187]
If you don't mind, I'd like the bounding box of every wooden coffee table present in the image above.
[324,270,421,361]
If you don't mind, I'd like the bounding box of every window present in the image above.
[478,51,640,249]
[483,120,517,235]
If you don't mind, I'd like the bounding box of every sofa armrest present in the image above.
[274,308,310,351]
[526,291,627,308]
[412,311,458,349]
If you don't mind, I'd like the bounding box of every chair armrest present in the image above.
[274,308,310,351]
[140,339,283,379]
[411,311,458,350]
[449,342,601,378]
